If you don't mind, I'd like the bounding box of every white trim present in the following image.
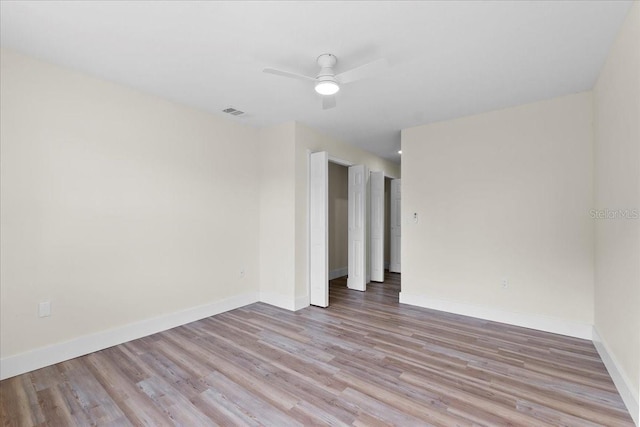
[294,295,310,311]
[398,292,593,340]
[258,291,297,311]
[306,148,312,309]
[328,155,354,167]
[0,292,259,380]
[259,291,294,310]
[259,292,309,312]
[384,171,399,180]
[329,267,348,280]
[593,327,639,426]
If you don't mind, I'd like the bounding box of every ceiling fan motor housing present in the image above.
[316,53,337,78]
[315,54,340,95]
[317,53,337,68]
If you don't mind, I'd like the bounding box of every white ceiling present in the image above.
[0,1,632,163]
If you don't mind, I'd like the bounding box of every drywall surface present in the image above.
[401,92,594,328]
[593,1,640,418]
[258,122,297,308]
[384,177,391,265]
[329,162,349,273]
[0,49,260,359]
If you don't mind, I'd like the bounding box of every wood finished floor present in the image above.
[0,272,634,426]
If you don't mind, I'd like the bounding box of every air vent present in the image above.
[222,107,245,116]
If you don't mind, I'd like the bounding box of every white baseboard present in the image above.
[259,291,293,310]
[0,292,259,380]
[593,327,639,426]
[329,267,348,280]
[398,292,593,340]
[259,291,307,311]
[294,295,310,311]
[258,292,309,311]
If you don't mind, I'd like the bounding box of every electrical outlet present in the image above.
[240,267,246,278]
[38,301,51,317]
[501,278,509,289]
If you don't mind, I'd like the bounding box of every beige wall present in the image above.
[258,123,296,305]
[0,45,401,367]
[328,162,348,272]
[384,177,391,266]
[593,0,640,417]
[401,93,594,329]
[257,122,398,309]
[294,123,401,300]
[0,49,260,359]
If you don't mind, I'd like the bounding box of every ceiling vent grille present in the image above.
[222,107,245,116]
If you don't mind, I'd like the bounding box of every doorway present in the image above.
[328,162,348,281]
[370,173,401,282]
[309,152,367,307]
[384,176,392,273]
[309,152,399,307]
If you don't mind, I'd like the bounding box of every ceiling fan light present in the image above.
[315,80,340,95]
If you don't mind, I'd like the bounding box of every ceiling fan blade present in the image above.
[263,68,316,82]
[336,58,388,84]
[322,95,336,110]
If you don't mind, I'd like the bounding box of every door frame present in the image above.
[347,164,368,292]
[308,153,353,306]
[309,151,329,307]
[389,178,401,273]
[370,170,385,282]
[307,152,400,305]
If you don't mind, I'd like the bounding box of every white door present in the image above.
[370,171,385,282]
[389,179,401,273]
[309,151,328,307]
[348,164,367,291]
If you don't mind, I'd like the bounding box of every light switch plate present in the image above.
[38,301,51,317]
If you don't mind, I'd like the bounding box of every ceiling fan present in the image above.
[263,53,388,110]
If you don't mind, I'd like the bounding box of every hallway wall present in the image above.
[328,162,348,276]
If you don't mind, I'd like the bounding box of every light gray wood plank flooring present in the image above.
[0,272,634,426]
